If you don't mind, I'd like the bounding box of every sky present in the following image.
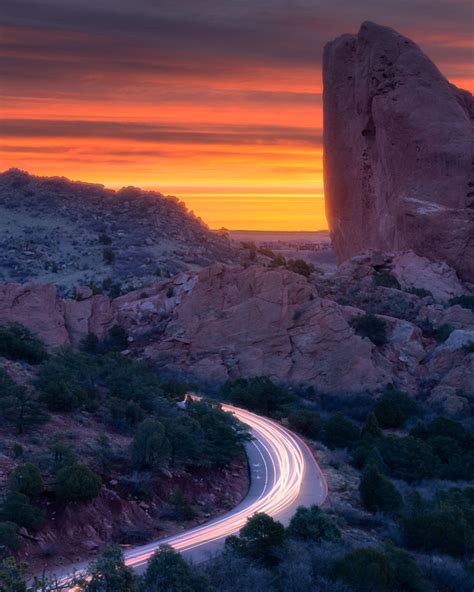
[1,1,473,230]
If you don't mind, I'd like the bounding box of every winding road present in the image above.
[56,402,328,584]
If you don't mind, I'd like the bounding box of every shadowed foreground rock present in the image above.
[323,21,474,281]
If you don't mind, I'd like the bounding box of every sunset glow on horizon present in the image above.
[1,1,473,230]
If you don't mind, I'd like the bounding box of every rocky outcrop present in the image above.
[0,283,69,347]
[0,256,472,401]
[323,21,474,281]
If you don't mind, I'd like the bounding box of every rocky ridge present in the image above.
[0,169,239,294]
[323,21,474,281]
[0,251,472,416]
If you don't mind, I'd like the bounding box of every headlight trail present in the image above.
[54,402,328,587]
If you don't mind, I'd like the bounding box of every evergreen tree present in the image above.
[359,464,403,514]
[130,419,170,470]
[361,412,383,439]
[8,464,44,498]
[86,545,136,591]
[143,545,210,592]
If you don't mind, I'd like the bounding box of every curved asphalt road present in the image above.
[55,402,328,585]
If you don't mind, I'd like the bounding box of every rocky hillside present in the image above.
[1,250,472,416]
[0,169,239,295]
[323,22,474,281]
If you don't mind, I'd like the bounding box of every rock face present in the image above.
[323,21,474,281]
[0,255,472,404]
[0,283,69,347]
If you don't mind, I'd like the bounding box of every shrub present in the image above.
[373,388,417,429]
[374,271,401,289]
[144,544,210,592]
[323,414,360,449]
[0,521,21,554]
[226,513,285,566]
[463,341,474,353]
[98,232,112,245]
[378,435,438,482]
[449,294,474,311]
[359,465,403,513]
[222,376,293,417]
[331,546,429,592]
[403,487,474,557]
[287,505,341,542]
[8,464,44,498]
[0,323,48,364]
[55,463,102,502]
[102,326,129,352]
[168,489,196,521]
[102,247,115,264]
[130,418,170,470]
[351,314,387,346]
[434,323,454,343]
[86,545,136,592]
[287,408,321,439]
[0,492,44,529]
[0,370,49,434]
[360,411,383,439]
[286,259,314,277]
[407,287,433,299]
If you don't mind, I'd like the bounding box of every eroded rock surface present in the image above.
[323,21,474,281]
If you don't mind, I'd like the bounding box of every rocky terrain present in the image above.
[0,248,472,416]
[323,21,474,281]
[0,169,239,295]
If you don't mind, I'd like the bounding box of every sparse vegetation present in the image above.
[351,314,387,346]
[0,323,48,364]
[374,270,401,289]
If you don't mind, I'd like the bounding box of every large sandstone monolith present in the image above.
[323,21,474,282]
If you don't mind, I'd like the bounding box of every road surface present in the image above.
[54,402,328,584]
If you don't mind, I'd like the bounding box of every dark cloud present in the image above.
[0,119,322,147]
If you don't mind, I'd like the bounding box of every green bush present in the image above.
[8,464,44,498]
[0,492,44,529]
[373,388,417,429]
[0,370,48,434]
[403,488,474,557]
[359,465,403,514]
[86,545,136,592]
[323,413,360,449]
[351,314,387,346]
[225,513,285,567]
[360,411,383,439]
[449,294,474,311]
[102,246,115,264]
[186,400,250,466]
[331,546,430,592]
[0,521,21,554]
[287,408,321,439]
[0,323,48,364]
[287,505,340,542]
[374,271,401,289]
[434,323,454,343]
[378,435,438,482]
[55,464,102,502]
[144,544,210,592]
[130,418,170,470]
[286,259,314,277]
[222,376,293,417]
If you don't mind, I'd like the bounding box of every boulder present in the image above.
[323,21,474,281]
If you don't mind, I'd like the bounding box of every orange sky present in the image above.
[1,1,473,230]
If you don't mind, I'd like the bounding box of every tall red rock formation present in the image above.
[323,21,474,281]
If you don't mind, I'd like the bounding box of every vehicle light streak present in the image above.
[57,402,327,589]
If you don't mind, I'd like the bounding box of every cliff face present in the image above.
[323,21,474,281]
